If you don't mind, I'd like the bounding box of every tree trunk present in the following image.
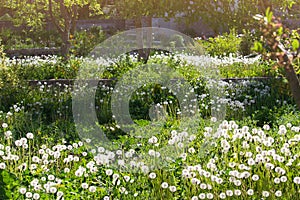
[144,16,152,61]
[135,16,146,62]
[283,61,300,109]
[61,31,71,59]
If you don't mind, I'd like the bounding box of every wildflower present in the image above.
[280,176,287,182]
[161,182,168,189]
[106,169,113,176]
[57,191,64,197]
[226,190,233,196]
[81,183,89,189]
[234,189,241,196]
[33,193,40,199]
[169,186,176,192]
[19,187,27,194]
[199,193,205,199]
[252,174,259,181]
[49,187,57,194]
[274,177,280,184]
[89,186,96,193]
[262,191,269,197]
[294,177,300,184]
[149,172,156,179]
[148,136,158,144]
[219,192,226,199]
[48,175,55,181]
[2,123,8,128]
[124,175,130,182]
[275,190,282,197]
[15,140,22,147]
[26,132,34,139]
[0,162,6,169]
[247,189,254,196]
[26,192,33,198]
[206,193,214,199]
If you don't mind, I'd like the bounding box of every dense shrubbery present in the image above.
[196,30,242,57]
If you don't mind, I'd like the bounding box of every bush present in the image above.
[0,29,61,50]
[196,29,242,57]
[239,30,255,56]
[70,26,105,57]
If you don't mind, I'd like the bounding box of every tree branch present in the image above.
[48,0,64,35]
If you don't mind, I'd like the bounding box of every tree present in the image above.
[252,1,300,110]
[103,0,189,61]
[6,0,103,58]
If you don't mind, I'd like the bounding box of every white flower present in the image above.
[234,189,241,196]
[57,191,64,197]
[161,182,168,189]
[106,169,113,176]
[19,187,27,194]
[15,140,22,147]
[191,196,198,200]
[4,131,12,138]
[252,174,259,181]
[199,193,205,199]
[280,176,287,182]
[226,190,233,196]
[26,192,33,198]
[48,175,55,181]
[0,162,6,169]
[75,170,83,177]
[262,191,269,197]
[293,177,300,184]
[211,117,217,122]
[191,178,200,185]
[274,177,280,184]
[33,193,40,199]
[49,187,57,194]
[219,192,226,199]
[64,168,70,173]
[89,186,97,193]
[247,189,254,196]
[148,149,156,156]
[275,190,282,197]
[206,193,214,199]
[81,183,89,189]
[200,183,207,189]
[2,123,8,128]
[169,185,176,192]
[263,124,270,130]
[26,132,34,139]
[124,175,130,182]
[103,196,110,200]
[188,147,195,154]
[148,136,158,144]
[149,172,156,179]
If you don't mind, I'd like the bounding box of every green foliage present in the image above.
[70,26,105,57]
[0,170,20,199]
[239,30,256,56]
[0,28,62,50]
[197,30,242,57]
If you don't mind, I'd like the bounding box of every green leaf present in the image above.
[265,7,273,23]
[252,41,263,52]
[292,39,299,51]
[0,170,20,199]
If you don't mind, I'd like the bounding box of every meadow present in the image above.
[0,49,299,200]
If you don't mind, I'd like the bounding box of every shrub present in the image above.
[70,26,105,57]
[196,29,242,57]
[239,29,255,56]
